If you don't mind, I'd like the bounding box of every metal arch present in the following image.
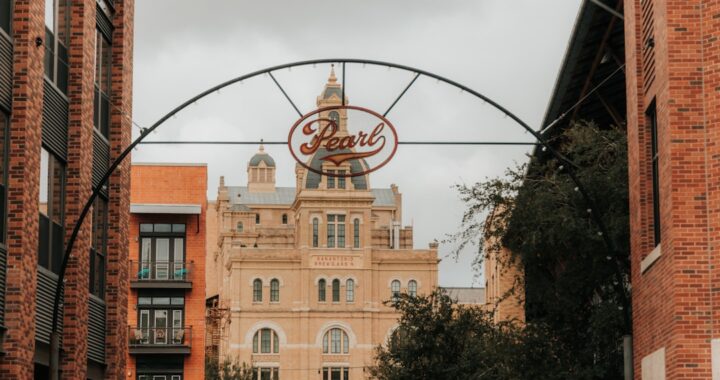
[49,58,629,375]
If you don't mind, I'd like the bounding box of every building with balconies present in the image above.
[127,163,207,379]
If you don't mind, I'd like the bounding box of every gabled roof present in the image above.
[226,186,396,207]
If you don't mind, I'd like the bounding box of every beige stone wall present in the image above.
[484,242,525,325]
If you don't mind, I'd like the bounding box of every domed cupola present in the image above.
[247,143,276,192]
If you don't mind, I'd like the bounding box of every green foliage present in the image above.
[370,290,564,380]
[445,121,630,379]
[205,356,254,380]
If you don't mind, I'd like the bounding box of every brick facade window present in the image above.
[38,148,65,273]
[89,197,108,298]
[139,224,186,281]
[647,101,661,245]
[282,213,288,224]
[44,0,70,93]
[93,29,112,137]
[137,295,185,346]
[0,0,10,36]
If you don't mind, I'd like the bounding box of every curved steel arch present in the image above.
[48,58,629,377]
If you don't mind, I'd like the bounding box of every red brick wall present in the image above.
[0,0,45,378]
[626,0,719,377]
[105,1,134,379]
[59,0,97,377]
[127,164,207,379]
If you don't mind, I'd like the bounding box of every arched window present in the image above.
[282,214,288,224]
[391,280,401,300]
[270,279,280,302]
[312,218,319,248]
[318,279,326,302]
[329,111,340,127]
[353,219,360,248]
[346,279,355,302]
[237,222,243,232]
[252,328,279,354]
[255,214,260,224]
[323,328,349,354]
[253,279,263,302]
[408,280,417,297]
[332,279,340,302]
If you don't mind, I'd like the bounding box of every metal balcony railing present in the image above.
[131,261,192,282]
[128,326,192,347]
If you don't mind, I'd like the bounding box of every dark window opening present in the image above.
[0,112,8,244]
[44,0,70,93]
[648,102,661,246]
[89,196,108,298]
[318,279,326,302]
[270,279,279,302]
[282,214,288,224]
[38,148,65,273]
[332,279,340,302]
[253,279,262,302]
[0,0,11,36]
[138,224,187,281]
[312,218,319,247]
[255,214,260,224]
[93,29,112,137]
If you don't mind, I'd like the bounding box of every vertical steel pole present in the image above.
[623,335,633,380]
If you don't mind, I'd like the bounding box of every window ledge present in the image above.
[641,244,662,274]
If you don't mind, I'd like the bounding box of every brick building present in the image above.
[127,164,206,379]
[0,0,133,379]
[625,0,720,378]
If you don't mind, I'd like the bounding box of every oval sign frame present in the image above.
[288,105,399,178]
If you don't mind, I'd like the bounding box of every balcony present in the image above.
[130,261,193,289]
[128,326,192,355]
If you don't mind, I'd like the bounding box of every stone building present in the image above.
[0,0,133,378]
[205,72,440,380]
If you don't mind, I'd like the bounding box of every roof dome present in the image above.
[248,144,275,167]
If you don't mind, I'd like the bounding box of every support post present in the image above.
[623,334,633,380]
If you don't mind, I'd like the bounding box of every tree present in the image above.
[449,121,630,379]
[370,290,562,380]
[205,356,254,380]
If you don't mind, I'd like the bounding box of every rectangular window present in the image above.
[255,368,279,380]
[0,0,11,36]
[337,215,345,248]
[312,218,319,247]
[327,215,335,248]
[338,170,346,189]
[261,329,271,353]
[44,0,70,93]
[353,219,360,248]
[89,197,108,298]
[38,148,65,273]
[648,102,661,245]
[327,171,335,189]
[138,225,186,281]
[323,368,349,380]
[93,30,111,137]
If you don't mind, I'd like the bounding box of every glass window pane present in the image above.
[153,297,170,305]
[39,149,49,212]
[332,280,340,302]
[172,224,185,233]
[155,224,171,232]
[140,224,153,232]
[138,297,151,305]
[174,238,184,262]
[253,332,259,353]
[261,329,271,353]
[44,0,54,31]
[171,297,184,305]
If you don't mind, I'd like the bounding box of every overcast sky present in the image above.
[131,0,583,287]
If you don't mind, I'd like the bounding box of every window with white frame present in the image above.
[346,279,355,302]
[327,214,345,248]
[252,328,279,354]
[323,328,349,354]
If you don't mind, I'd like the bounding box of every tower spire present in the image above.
[328,64,337,83]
